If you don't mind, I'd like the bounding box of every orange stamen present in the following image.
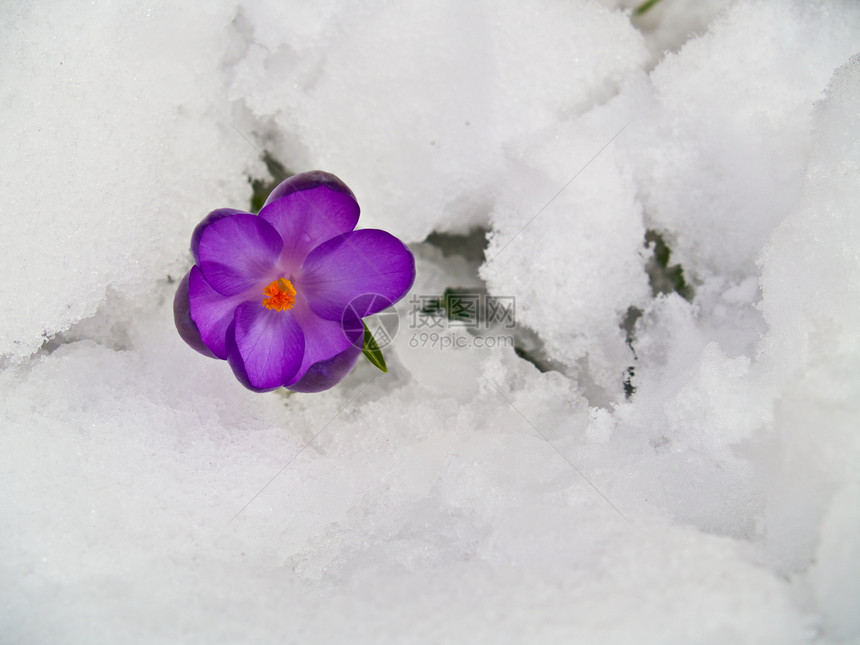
[262,278,297,312]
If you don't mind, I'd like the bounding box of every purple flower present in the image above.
[174,171,415,393]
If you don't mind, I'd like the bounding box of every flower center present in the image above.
[262,278,297,312]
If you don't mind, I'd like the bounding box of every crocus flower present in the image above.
[174,171,415,393]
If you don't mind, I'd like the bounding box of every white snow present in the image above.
[2,0,859,643]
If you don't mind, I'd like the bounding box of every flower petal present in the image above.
[287,345,362,393]
[227,319,279,392]
[187,266,248,360]
[262,171,356,208]
[260,185,360,273]
[173,270,216,358]
[224,321,276,393]
[300,229,416,320]
[190,208,247,264]
[231,301,304,390]
[285,298,363,385]
[197,213,283,296]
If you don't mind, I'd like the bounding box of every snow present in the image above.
[2,1,860,643]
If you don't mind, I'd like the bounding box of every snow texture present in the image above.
[2,0,859,643]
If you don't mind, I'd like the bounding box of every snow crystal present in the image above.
[231,0,649,242]
[757,55,860,636]
[0,2,257,362]
[623,0,860,281]
[480,114,651,402]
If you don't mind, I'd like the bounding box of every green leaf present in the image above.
[633,0,663,16]
[249,152,292,213]
[361,320,388,373]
